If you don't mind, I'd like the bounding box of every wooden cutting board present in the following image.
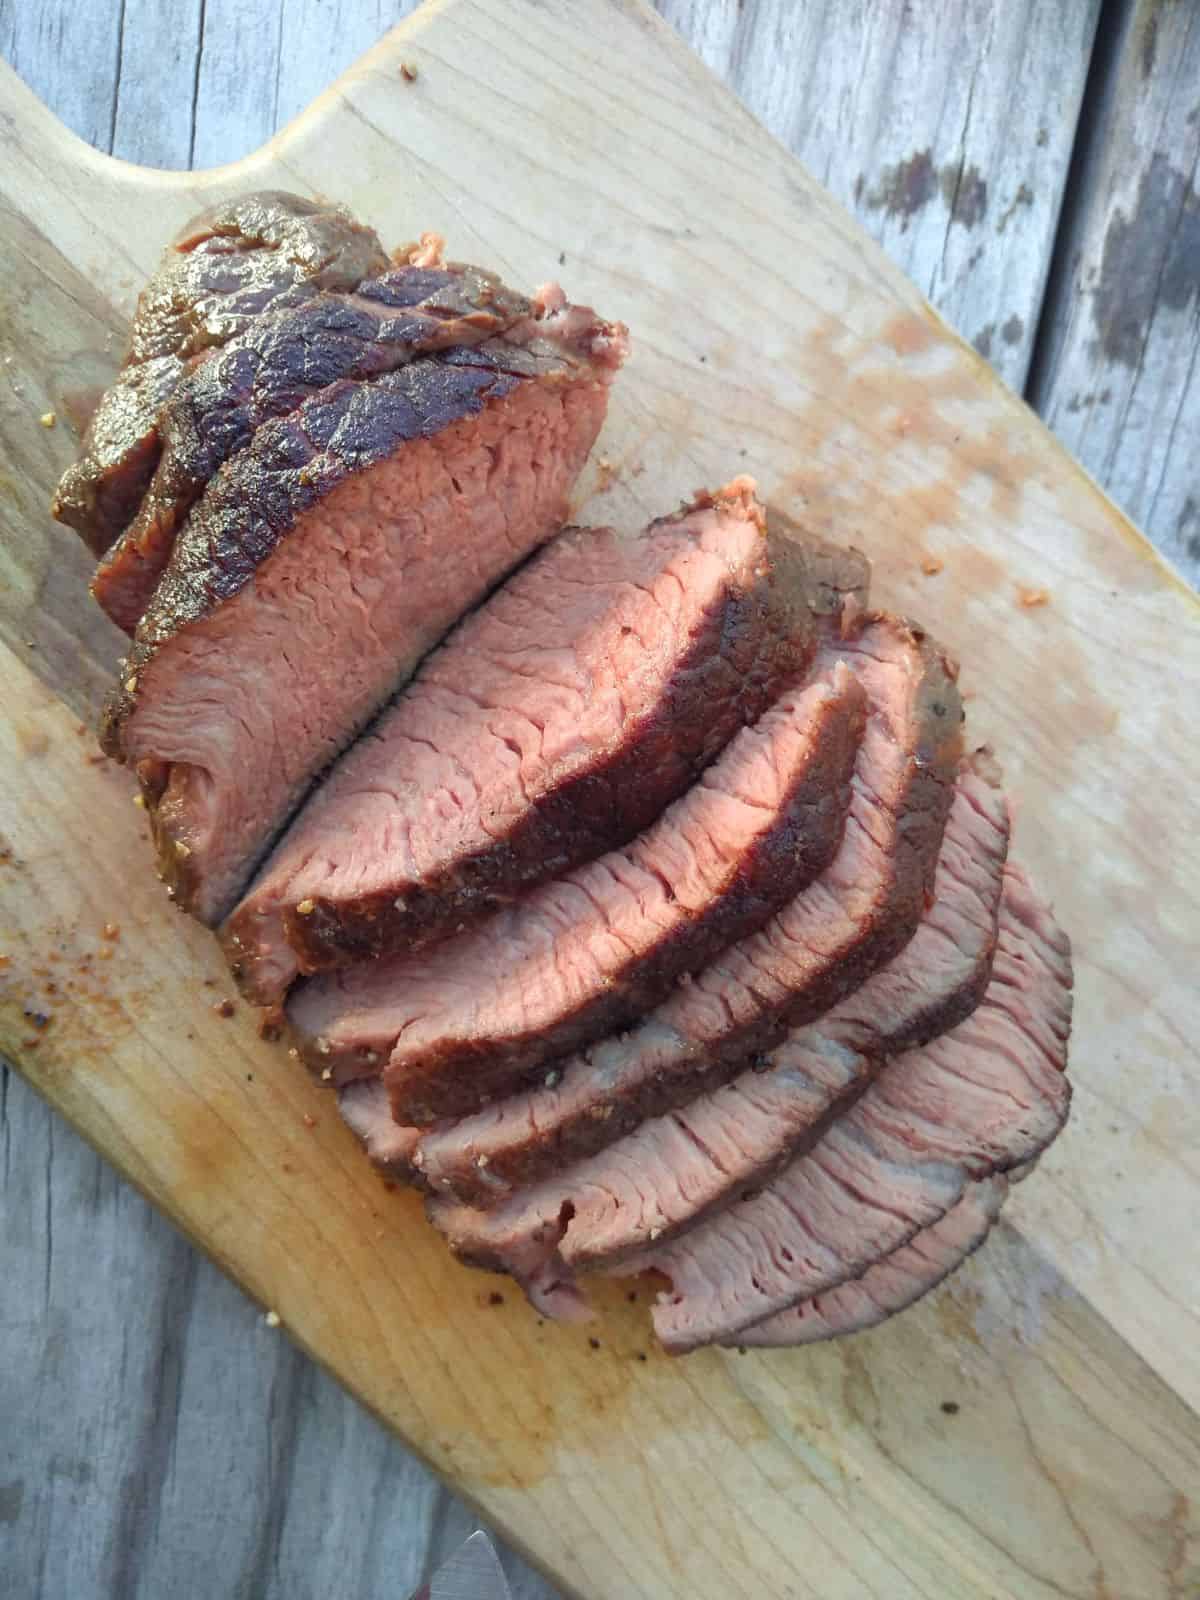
[2,3,1198,1594]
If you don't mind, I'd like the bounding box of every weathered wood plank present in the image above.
[0,1065,559,1599]
[1028,0,1200,580]
[654,0,1102,392]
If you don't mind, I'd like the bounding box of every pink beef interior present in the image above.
[227,488,787,1001]
[288,665,862,1114]
[123,379,608,924]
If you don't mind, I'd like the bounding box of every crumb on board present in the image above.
[941,1400,960,1415]
[921,555,944,576]
[488,1291,504,1306]
[594,455,617,491]
[102,922,120,942]
[400,60,418,81]
[213,997,235,1018]
[264,1309,281,1328]
[321,1066,333,1081]
[132,793,145,808]
[1017,586,1049,608]
[303,1113,317,1129]
[39,411,56,428]
[588,1336,601,1350]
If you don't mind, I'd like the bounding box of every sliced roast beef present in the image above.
[92,256,532,632]
[290,664,866,1118]
[417,757,1008,1312]
[410,608,961,1203]
[226,482,821,1005]
[416,750,1008,1234]
[54,192,389,554]
[101,303,627,926]
[734,1175,1008,1347]
[629,861,1072,1352]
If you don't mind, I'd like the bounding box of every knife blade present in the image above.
[407,1530,512,1600]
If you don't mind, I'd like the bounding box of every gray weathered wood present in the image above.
[655,0,1103,392]
[1028,0,1200,579]
[0,1069,554,1600]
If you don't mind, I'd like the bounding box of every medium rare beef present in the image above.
[734,1175,1008,1347]
[101,301,627,926]
[92,255,531,632]
[416,751,1008,1243]
[418,757,1009,1313]
[631,861,1072,1352]
[54,192,388,554]
[225,481,821,1005]
[411,608,961,1203]
[290,664,867,1119]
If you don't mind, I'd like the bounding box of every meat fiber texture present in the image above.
[289,661,866,1121]
[632,861,1072,1352]
[410,606,962,1211]
[735,1174,1008,1346]
[416,751,1009,1313]
[93,248,532,632]
[101,300,627,927]
[54,192,389,553]
[225,479,816,1006]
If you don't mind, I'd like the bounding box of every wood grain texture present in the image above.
[655,0,1102,392]
[1,1,1199,1596]
[1029,0,1200,576]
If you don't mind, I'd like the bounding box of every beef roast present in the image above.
[289,664,866,1119]
[101,301,627,926]
[92,254,532,632]
[411,608,961,1205]
[416,750,1008,1242]
[225,481,821,1005]
[734,1175,1008,1346]
[54,192,389,554]
[633,861,1072,1352]
[417,756,1008,1313]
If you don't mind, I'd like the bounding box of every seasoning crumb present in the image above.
[295,898,316,915]
[488,1291,505,1306]
[258,1012,283,1042]
[940,1400,960,1416]
[920,555,944,576]
[102,922,120,941]
[174,840,191,859]
[264,1310,281,1328]
[132,793,146,808]
[588,1337,601,1350]
[321,1066,333,1081]
[303,1113,317,1129]
[213,997,235,1018]
[1017,585,1049,608]
[288,1046,299,1058]
[648,1225,663,1241]
[39,411,56,428]
[400,60,418,81]
[636,1351,648,1362]
[124,675,138,693]
[627,1290,637,1303]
